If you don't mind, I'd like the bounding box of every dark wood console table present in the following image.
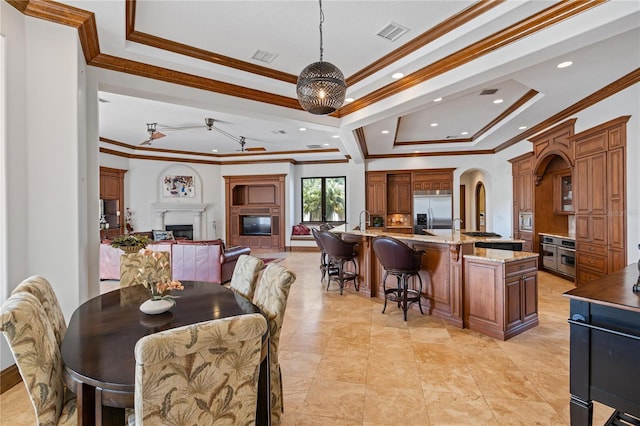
[564,264,640,425]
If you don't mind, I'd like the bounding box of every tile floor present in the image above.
[1,251,616,425]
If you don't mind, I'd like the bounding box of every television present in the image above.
[242,216,271,236]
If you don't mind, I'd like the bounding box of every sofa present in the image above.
[99,239,251,284]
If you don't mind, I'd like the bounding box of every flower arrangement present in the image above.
[110,234,150,251]
[137,249,184,301]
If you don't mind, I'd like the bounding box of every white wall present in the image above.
[1,7,89,369]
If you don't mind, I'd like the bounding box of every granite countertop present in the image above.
[539,231,576,240]
[465,248,539,263]
[332,225,524,245]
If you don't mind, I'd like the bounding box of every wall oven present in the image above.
[540,234,576,278]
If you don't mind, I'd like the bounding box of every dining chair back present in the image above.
[120,251,171,288]
[252,263,296,424]
[229,254,264,300]
[134,313,268,425]
[0,292,77,425]
[11,274,67,348]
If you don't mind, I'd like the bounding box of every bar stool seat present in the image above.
[373,236,425,321]
[317,230,358,295]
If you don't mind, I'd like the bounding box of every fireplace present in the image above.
[166,224,193,240]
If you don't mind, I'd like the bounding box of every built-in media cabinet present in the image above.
[225,174,286,250]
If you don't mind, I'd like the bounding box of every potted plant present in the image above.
[110,234,150,253]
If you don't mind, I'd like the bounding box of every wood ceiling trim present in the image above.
[353,128,368,158]
[7,0,100,63]
[100,147,222,165]
[293,159,350,165]
[337,0,605,116]
[365,149,495,159]
[89,53,303,110]
[347,1,504,87]
[125,1,297,84]
[100,137,341,158]
[493,67,640,152]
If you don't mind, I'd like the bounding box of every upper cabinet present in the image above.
[553,172,574,215]
[99,167,127,238]
[387,173,411,214]
[366,172,386,217]
[413,171,452,192]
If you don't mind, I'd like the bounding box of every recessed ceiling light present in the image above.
[414,150,421,153]
[493,99,504,104]
[381,130,390,134]
[332,135,340,138]
[212,149,218,153]
[323,143,330,146]
[299,127,307,132]
[518,126,527,130]
[430,123,438,127]
[461,131,469,135]
[344,97,355,103]
[557,61,573,69]
[433,97,442,102]
[392,72,404,79]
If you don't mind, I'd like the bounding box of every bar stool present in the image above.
[311,228,337,282]
[317,231,358,295]
[373,236,425,321]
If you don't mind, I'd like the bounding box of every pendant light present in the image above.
[296,0,347,115]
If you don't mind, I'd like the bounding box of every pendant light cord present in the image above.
[319,0,324,62]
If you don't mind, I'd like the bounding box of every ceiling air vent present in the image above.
[306,144,323,149]
[376,22,409,42]
[480,88,498,95]
[272,130,287,135]
[252,50,278,64]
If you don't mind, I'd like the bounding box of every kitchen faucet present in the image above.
[452,218,463,232]
[359,210,371,232]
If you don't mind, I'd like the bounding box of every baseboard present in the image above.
[1,364,21,394]
[286,246,319,252]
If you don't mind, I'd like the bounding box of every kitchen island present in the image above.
[333,226,539,338]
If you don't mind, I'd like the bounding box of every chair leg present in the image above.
[402,275,409,321]
[337,260,345,295]
[415,274,424,315]
[381,272,390,313]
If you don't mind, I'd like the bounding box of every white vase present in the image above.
[139,298,175,315]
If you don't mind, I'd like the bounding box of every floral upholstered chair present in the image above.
[0,292,77,425]
[252,263,296,424]
[134,313,268,425]
[120,251,172,288]
[229,255,264,301]
[11,274,67,348]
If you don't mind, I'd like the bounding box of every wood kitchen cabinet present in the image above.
[509,152,534,246]
[553,171,573,215]
[464,256,538,340]
[366,172,386,217]
[387,173,411,214]
[412,171,453,192]
[574,116,628,285]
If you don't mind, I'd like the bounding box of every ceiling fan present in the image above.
[140,123,166,145]
[141,118,258,152]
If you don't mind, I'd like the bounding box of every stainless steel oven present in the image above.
[557,247,576,277]
[541,241,558,270]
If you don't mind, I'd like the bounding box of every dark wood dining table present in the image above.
[61,281,271,425]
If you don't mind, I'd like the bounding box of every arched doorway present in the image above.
[475,182,486,232]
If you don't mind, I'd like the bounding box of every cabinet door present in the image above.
[522,273,538,322]
[505,274,522,329]
[366,182,386,215]
[576,215,607,245]
[575,153,607,215]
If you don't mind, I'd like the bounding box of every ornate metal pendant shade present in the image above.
[296,0,346,115]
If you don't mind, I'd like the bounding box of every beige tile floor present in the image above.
[1,251,616,425]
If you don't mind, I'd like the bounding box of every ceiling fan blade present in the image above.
[245,147,266,152]
[150,131,166,140]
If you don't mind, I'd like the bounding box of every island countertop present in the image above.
[465,248,538,263]
[332,225,524,245]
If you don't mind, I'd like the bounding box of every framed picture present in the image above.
[163,175,195,198]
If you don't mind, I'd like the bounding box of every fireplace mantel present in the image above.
[151,203,209,240]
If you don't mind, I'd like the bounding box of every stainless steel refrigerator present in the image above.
[413,190,453,232]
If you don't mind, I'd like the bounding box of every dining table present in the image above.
[61,281,271,425]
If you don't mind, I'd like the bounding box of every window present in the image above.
[302,176,346,223]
